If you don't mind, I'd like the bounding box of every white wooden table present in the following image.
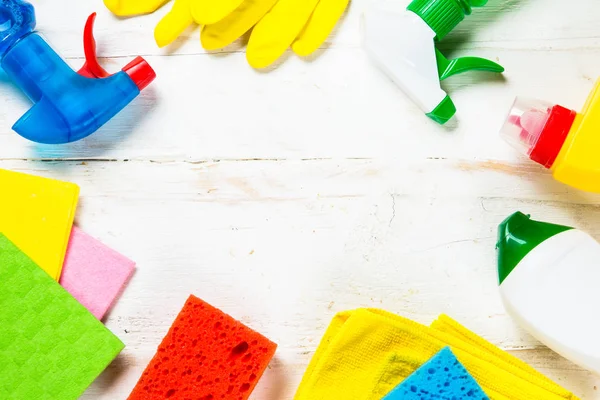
[2,0,600,398]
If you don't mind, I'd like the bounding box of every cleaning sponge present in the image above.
[0,168,79,280]
[128,295,277,400]
[0,233,124,400]
[60,227,135,320]
[383,347,489,400]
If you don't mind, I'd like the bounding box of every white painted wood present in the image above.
[2,0,600,398]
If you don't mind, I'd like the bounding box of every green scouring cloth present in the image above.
[0,233,124,399]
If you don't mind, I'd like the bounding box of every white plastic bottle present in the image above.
[497,212,600,374]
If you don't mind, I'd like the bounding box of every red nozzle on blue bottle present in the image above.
[0,1,156,144]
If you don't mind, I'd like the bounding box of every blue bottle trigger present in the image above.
[0,2,156,144]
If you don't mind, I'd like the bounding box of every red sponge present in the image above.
[128,295,277,400]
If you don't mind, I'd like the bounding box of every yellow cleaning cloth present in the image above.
[0,169,79,280]
[430,314,562,388]
[294,309,577,400]
[105,0,349,68]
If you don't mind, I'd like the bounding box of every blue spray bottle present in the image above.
[0,0,156,144]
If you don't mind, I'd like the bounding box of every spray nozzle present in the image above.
[363,0,503,124]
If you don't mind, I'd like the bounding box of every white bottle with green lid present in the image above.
[362,0,504,124]
[497,212,600,374]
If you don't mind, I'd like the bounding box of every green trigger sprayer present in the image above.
[363,0,504,124]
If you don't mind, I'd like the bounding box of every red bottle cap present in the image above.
[529,105,577,168]
[500,98,577,169]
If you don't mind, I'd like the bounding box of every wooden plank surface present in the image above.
[2,0,600,398]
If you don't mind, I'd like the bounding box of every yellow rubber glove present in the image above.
[191,0,246,25]
[105,0,349,68]
[199,0,280,52]
[103,0,196,47]
[294,309,578,400]
[104,0,168,16]
[203,0,350,68]
[154,0,193,47]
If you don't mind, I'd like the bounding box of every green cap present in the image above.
[407,0,489,40]
[496,212,573,285]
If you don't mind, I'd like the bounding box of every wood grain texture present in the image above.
[2,0,600,398]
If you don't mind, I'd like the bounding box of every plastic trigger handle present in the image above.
[77,12,155,90]
[435,48,504,81]
[78,13,110,79]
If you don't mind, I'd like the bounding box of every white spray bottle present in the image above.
[362,0,504,124]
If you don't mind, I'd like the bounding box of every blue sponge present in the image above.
[383,347,489,400]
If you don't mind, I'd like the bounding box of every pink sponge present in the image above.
[129,295,277,400]
[59,227,135,320]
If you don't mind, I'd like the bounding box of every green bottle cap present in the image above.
[407,0,489,40]
[496,212,573,285]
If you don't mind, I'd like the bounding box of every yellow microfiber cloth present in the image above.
[0,169,79,280]
[429,315,561,389]
[294,309,578,400]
